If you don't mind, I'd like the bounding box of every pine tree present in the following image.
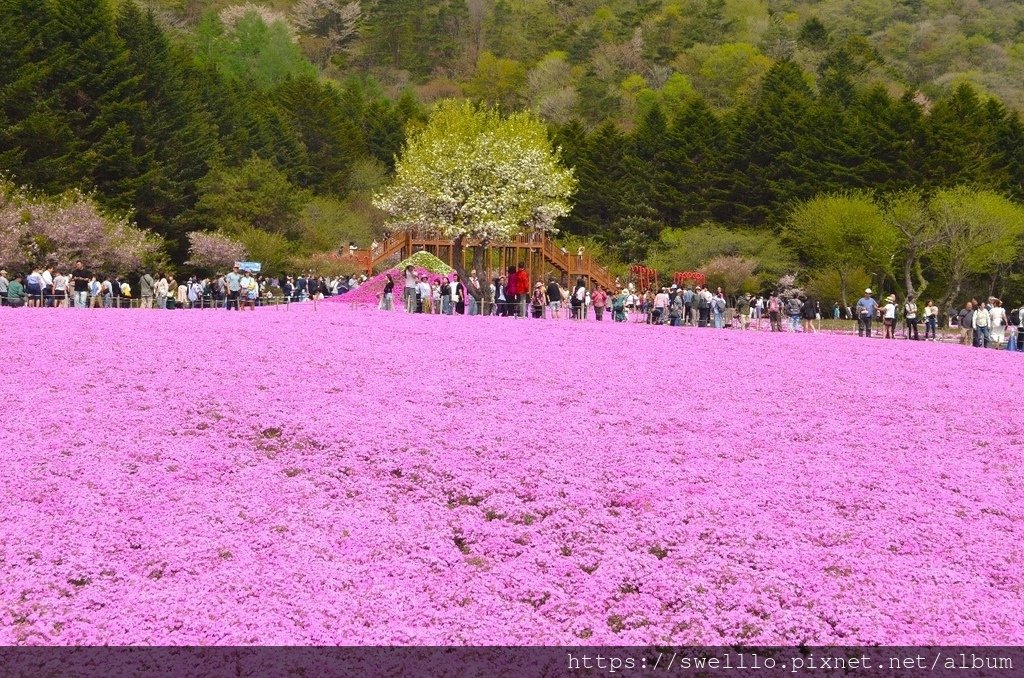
[726,61,818,226]
[663,97,729,225]
[0,0,79,191]
[923,84,992,188]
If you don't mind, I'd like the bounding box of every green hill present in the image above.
[142,0,1024,117]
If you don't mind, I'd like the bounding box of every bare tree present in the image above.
[293,0,362,64]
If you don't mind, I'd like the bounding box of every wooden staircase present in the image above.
[354,231,617,291]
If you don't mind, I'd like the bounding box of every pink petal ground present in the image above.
[0,306,1020,645]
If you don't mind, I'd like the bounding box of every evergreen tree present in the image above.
[923,84,993,187]
[272,76,365,192]
[0,0,78,191]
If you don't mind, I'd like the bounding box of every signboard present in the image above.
[235,261,262,273]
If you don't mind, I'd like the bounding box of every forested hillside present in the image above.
[145,0,1024,116]
[4,0,1024,303]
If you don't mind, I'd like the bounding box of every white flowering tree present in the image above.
[373,99,576,294]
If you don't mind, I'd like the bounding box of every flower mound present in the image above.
[330,251,453,306]
[1,306,1021,646]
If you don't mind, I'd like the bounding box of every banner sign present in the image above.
[235,261,262,273]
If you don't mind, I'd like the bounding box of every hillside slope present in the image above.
[145,0,1024,119]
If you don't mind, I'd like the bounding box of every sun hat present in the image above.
[865,288,872,294]
[887,294,896,302]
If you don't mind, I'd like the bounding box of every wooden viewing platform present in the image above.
[352,231,617,291]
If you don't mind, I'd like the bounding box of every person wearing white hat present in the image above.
[882,294,898,339]
[856,288,878,338]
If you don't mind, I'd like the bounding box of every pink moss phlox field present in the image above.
[1,305,1022,646]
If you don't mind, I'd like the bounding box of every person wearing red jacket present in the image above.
[515,262,529,318]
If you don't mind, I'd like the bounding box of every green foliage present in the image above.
[394,250,454,274]
[193,156,308,237]
[234,225,295,275]
[297,195,375,251]
[193,8,315,87]
[648,223,795,286]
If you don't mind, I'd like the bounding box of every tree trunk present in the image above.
[903,254,916,303]
[838,269,848,311]
[452,234,484,302]
[470,244,485,301]
[939,262,965,319]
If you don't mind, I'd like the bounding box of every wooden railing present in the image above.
[353,231,617,291]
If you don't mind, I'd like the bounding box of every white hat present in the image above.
[865,288,872,294]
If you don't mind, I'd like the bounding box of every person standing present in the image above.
[682,287,694,326]
[710,290,725,328]
[736,293,751,330]
[903,298,919,340]
[41,266,54,307]
[989,299,1007,348]
[139,271,154,308]
[224,265,242,311]
[176,279,188,309]
[923,300,938,340]
[52,269,69,307]
[545,278,562,320]
[767,294,783,332]
[592,285,608,322]
[439,277,452,315]
[973,300,990,348]
[188,277,203,308]
[417,276,431,313]
[570,277,586,320]
[801,296,817,333]
[957,301,974,345]
[881,294,897,339]
[467,270,481,316]
[0,270,7,307]
[71,262,91,309]
[402,265,417,313]
[381,274,395,311]
[531,282,546,318]
[612,288,628,322]
[25,268,42,307]
[515,263,530,318]
[652,287,670,325]
[785,295,803,332]
[856,289,878,338]
[154,273,168,309]
[239,270,257,310]
[668,290,683,326]
[452,273,466,314]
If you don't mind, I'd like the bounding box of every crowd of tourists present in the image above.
[0,264,367,309]
[5,261,1022,351]
[383,264,1024,351]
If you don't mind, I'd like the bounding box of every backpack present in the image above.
[575,286,586,301]
[714,298,726,313]
[768,297,779,312]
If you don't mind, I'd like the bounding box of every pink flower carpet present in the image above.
[1,305,1020,645]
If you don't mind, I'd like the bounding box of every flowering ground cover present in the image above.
[337,251,454,307]
[1,305,1021,646]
